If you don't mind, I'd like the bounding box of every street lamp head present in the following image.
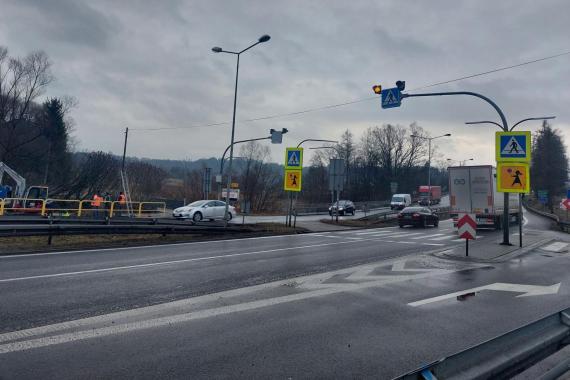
[212,47,223,53]
[258,35,271,43]
[281,128,288,134]
[444,133,451,137]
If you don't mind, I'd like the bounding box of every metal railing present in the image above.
[0,198,167,218]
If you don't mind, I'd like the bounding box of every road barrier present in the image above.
[395,306,570,379]
[0,198,166,219]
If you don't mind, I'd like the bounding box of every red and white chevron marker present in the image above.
[457,213,476,240]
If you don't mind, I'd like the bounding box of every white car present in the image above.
[172,200,236,222]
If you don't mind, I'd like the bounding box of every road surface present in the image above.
[0,207,568,379]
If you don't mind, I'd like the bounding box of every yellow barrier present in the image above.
[42,199,82,217]
[0,198,46,215]
[136,201,167,217]
[0,198,166,218]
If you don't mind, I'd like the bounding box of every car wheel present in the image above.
[352,209,355,216]
[421,218,426,228]
[192,212,203,222]
[434,219,439,227]
[399,224,404,228]
[226,212,233,221]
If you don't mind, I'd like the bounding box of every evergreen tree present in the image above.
[530,121,569,212]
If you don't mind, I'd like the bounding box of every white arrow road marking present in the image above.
[542,242,569,253]
[0,256,482,354]
[408,282,561,307]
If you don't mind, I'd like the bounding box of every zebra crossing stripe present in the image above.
[410,233,444,240]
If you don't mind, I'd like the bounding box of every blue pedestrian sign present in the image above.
[284,147,303,170]
[495,131,531,162]
[381,87,401,109]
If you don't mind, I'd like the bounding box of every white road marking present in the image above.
[429,235,455,241]
[355,229,392,235]
[542,242,569,253]
[0,240,365,283]
[0,232,329,260]
[411,233,443,240]
[409,282,561,307]
[0,256,478,354]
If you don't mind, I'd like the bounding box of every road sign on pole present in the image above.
[285,148,303,170]
[328,159,345,192]
[495,131,531,162]
[538,190,549,204]
[284,169,302,192]
[496,162,530,193]
[381,87,401,109]
[458,213,476,257]
[561,198,570,211]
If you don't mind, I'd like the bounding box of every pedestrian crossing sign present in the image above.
[284,169,302,192]
[496,162,530,193]
[495,131,531,162]
[381,87,401,109]
[285,147,303,170]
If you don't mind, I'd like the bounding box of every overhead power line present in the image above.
[133,50,570,132]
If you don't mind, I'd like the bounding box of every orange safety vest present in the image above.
[118,194,126,204]
[91,194,101,207]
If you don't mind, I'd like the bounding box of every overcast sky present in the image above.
[1,0,569,166]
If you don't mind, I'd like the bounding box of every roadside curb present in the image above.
[432,237,554,264]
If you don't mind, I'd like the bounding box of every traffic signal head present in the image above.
[372,85,382,94]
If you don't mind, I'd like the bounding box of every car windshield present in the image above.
[187,201,207,207]
[392,197,404,202]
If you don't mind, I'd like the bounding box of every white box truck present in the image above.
[448,165,519,229]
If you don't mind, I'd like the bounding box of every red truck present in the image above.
[418,185,441,206]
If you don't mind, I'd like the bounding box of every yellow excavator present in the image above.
[0,161,49,213]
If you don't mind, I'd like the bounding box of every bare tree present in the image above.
[0,47,53,162]
[126,161,168,201]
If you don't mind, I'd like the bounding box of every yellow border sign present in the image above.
[495,131,531,163]
[285,147,303,170]
[284,169,302,192]
[496,162,530,193]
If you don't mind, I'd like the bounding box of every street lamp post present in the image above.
[212,34,271,227]
[411,133,451,206]
[465,116,556,248]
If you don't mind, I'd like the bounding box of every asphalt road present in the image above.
[0,208,568,379]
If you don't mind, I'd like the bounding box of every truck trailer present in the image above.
[448,165,518,229]
[418,185,442,205]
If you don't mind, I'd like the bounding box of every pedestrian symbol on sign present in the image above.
[288,152,299,166]
[500,136,526,156]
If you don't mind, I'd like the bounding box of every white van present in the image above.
[391,194,412,210]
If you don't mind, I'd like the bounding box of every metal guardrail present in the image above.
[523,199,570,233]
[395,307,570,380]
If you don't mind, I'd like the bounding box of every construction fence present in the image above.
[0,198,166,218]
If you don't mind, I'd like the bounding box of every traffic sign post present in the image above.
[284,147,304,226]
[457,213,476,257]
[495,131,531,162]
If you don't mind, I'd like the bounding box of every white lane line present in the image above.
[0,232,328,260]
[410,233,442,240]
[0,240,363,283]
[429,235,455,241]
[421,243,445,246]
[356,230,391,235]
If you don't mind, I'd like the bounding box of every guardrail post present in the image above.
[78,201,83,217]
[41,199,47,217]
[110,202,115,218]
[137,203,143,217]
[0,198,4,216]
[47,215,53,245]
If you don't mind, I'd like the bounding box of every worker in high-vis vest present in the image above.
[117,191,127,216]
[91,191,102,218]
